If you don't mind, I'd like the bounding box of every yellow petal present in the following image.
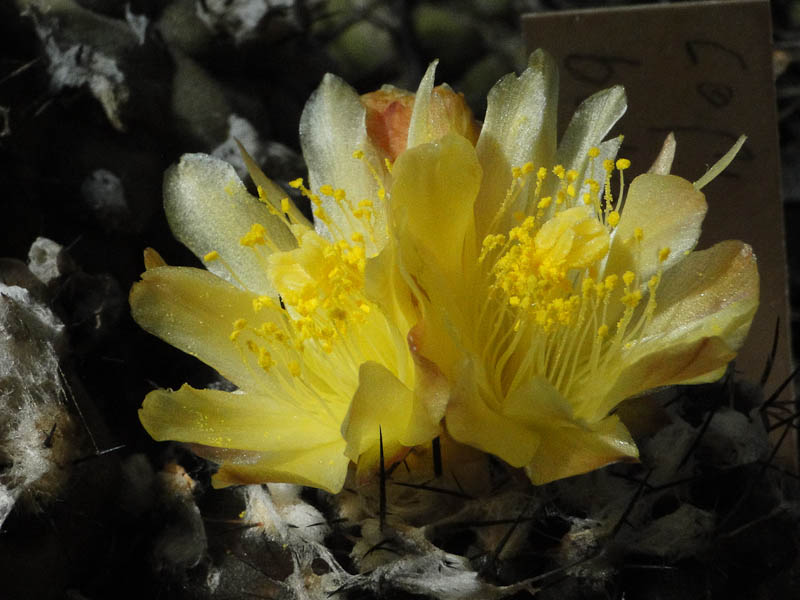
[207,443,350,493]
[647,132,676,175]
[607,174,706,281]
[341,361,437,471]
[406,60,439,149]
[647,241,758,350]
[587,241,758,419]
[130,266,282,393]
[445,364,541,468]
[391,133,482,297]
[299,73,387,253]
[164,154,295,296]
[236,140,312,229]
[428,84,480,146]
[525,415,638,485]
[364,242,418,335]
[543,84,626,201]
[140,384,342,451]
[474,49,558,238]
[501,376,572,425]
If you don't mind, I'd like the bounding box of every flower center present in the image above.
[477,152,670,406]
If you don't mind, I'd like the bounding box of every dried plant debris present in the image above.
[0,273,80,527]
[18,0,136,130]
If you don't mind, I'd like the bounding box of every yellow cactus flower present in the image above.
[388,51,759,484]
[132,49,758,494]
[130,68,467,493]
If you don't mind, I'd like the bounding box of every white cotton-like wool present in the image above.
[0,282,80,527]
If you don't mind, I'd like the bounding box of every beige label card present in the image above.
[524,0,794,465]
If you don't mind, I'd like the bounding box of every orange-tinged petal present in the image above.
[362,82,478,162]
[362,86,415,161]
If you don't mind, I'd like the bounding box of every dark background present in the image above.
[1,0,799,598]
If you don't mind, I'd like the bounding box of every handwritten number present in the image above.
[685,39,747,70]
[696,82,734,108]
[564,53,641,86]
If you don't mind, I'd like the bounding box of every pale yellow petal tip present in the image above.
[143,247,167,270]
[693,134,747,190]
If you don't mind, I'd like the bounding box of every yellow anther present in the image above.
[252,296,274,312]
[359,303,371,313]
[582,278,595,296]
[634,227,644,242]
[229,330,241,342]
[597,324,609,337]
[553,165,566,179]
[288,360,301,377]
[384,158,393,173]
[256,185,266,199]
[351,232,364,243]
[604,274,619,290]
[280,197,290,214]
[588,147,600,158]
[522,162,535,175]
[582,193,592,205]
[566,169,578,182]
[352,150,364,159]
[616,158,631,170]
[607,211,620,227]
[319,184,334,196]
[257,347,273,371]
[240,223,266,247]
[537,167,548,181]
[377,188,386,200]
[623,271,636,287]
[648,274,661,288]
[511,166,522,178]
[358,199,373,208]
[509,296,521,306]
[566,184,576,198]
[621,289,643,308]
[537,196,552,209]
[334,188,346,201]
[233,318,247,331]
[203,250,219,262]
[603,159,615,173]
[289,178,303,189]
[658,247,671,263]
